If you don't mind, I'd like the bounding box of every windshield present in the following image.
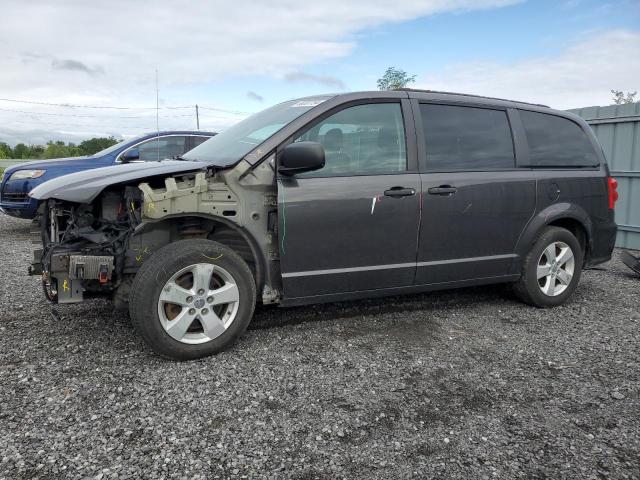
[182,97,329,166]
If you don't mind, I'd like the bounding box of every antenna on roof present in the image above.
[155,68,160,161]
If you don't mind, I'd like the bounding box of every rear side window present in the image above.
[192,136,210,148]
[420,104,515,171]
[519,110,599,167]
[137,136,187,161]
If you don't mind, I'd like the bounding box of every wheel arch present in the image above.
[132,213,267,293]
[515,203,594,267]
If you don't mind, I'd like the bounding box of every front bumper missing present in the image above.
[29,249,116,303]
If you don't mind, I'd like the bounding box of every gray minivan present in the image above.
[29,90,618,360]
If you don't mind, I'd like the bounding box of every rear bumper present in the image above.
[586,213,617,267]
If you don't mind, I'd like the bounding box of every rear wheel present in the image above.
[129,239,256,360]
[514,226,583,307]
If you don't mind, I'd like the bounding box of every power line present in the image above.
[5,120,227,137]
[0,97,190,110]
[7,116,231,130]
[8,118,157,130]
[0,97,252,115]
[199,106,252,115]
[0,106,201,119]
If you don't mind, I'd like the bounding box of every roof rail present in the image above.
[397,88,550,108]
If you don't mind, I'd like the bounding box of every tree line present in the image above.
[0,137,120,160]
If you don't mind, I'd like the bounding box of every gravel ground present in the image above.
[0,213,638,480]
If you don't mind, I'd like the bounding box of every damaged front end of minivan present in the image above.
[28,157,281,308]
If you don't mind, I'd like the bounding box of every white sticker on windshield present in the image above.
[290,100,325,108]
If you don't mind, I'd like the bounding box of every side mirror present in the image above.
[278,141,325,176]
[121,148,140,163]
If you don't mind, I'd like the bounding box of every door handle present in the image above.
[428,185,457,196]
[384,187,416,198]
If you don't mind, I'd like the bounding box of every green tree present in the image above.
[29,145,45,158]
[42,141,80,159]
[611,90,637,104]
[0,137,121,160]
[12,143,30,159]
[0,142,12,159]
[11,143,47,159]
[78,136,119,156]
[377,67,417,90]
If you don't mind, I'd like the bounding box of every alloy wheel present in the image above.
[536,241,575,297]
[157,263,240,344]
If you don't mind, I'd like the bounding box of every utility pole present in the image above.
[156,69,160,161]
[195,104,200,130]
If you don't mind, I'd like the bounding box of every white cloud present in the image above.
[1,4,635,146]
[283,72,346,89]
[417,30,640,110]
[0,0,518,99]
[1,0,571,144]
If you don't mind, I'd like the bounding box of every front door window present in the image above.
[294,103,407,176]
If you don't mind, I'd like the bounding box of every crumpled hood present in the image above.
[29,160,207,204]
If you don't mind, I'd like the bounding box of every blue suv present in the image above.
[0,131,215,219]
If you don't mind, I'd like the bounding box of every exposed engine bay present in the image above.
[32,186,143,303]
[30,161,280,306]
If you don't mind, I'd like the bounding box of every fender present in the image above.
[514,202,593,262]
[131,213,268,295]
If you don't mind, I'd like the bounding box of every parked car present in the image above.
[28,90,617,360]
[0,131,215,219]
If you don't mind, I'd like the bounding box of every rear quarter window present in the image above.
[519,110,599,167]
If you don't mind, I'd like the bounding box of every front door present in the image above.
[414,103,536,284]
[278,101,421,299]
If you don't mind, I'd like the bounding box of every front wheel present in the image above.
[514,226,583,308]
[129,239,256,360]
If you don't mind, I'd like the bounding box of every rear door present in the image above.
[414,101,536,284]
[278,99,421,298]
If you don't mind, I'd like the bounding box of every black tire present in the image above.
[129,239,256,360]
[513,226,583,308]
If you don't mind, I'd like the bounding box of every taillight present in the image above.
[607,176,618,210]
